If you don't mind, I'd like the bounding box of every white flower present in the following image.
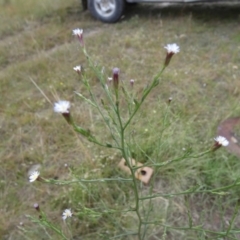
[214,136,229,147]
[164,43,180,54]
[72,28,83,37]
[29,171,40,182]
[54,101,71,114]
[62,209,72,220]
[73,65,81,73]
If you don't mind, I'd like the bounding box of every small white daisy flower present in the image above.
[62,209,72,220]
[164,43,180,54]
[29,171,40,182]
[72,28,83,37]
[73,29,84,46]
[54,101,71,114]
[214,136,229,147]
[73,65,81,73]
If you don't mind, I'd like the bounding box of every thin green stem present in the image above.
[81,49,120,148]
[140,179,240,200]
[86,87,120,147]
[114,100,143,239]
[131,148,213,170]
[156,102,171,159]
[83,47,117,112]
[158,223,238,239]
[27,215,68,240]
[224,201,240,237]
[41,177,132,185]
[123,66,166,131]
[110,231,138,239]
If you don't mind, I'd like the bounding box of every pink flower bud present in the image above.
[112,68,120,90]
[34,203,40,211]
[130,79,135,87]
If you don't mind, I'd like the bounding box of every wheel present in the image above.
[81,0,87,10]
[88,0,125,23]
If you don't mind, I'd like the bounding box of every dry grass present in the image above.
[1,0,240,239]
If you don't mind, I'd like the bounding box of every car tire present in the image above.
[88,0,125,23]
[82,0,88,10]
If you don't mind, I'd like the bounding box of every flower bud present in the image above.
[130,79,135,87]
[34,203,40,211]
[112,68,120,90]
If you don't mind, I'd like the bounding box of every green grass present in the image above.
[1,1,240,239]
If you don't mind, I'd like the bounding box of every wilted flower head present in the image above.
[29,171,40,182]
[54,100,71,114]
[214,136,229,147]
[164,43,180,67]
[62,209,72,220]
[72,28,84,46]
[73,65,81,74]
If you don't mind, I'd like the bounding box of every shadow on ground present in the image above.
[124,3,240,22]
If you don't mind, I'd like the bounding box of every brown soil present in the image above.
[217,117,240,157]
